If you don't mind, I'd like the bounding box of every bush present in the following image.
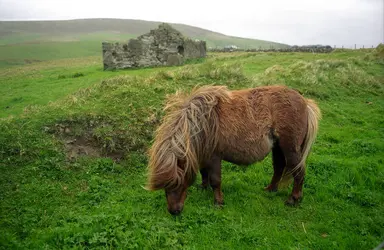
[72,72,85,78]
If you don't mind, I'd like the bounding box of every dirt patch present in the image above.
[65,136,101,159]
[64,135,125,162]
[45,111,161,163]
[50,122,126,162]
[64,136,126,162]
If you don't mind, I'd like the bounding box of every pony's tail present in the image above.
[279,99,321,187]
[299,99,321,172]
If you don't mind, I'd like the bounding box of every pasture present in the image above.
[0,48,383,249]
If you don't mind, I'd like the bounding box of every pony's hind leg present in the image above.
[283,152,305,206]
[265,143,286,192]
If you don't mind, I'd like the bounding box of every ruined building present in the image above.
[102,24,207,70]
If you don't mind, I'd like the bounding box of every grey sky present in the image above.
[0,0,383,47]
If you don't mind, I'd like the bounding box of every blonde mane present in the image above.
[146,85,231,191]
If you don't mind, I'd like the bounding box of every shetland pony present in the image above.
[146,85,321,215]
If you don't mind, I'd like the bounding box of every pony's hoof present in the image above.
[198,184,208,190]
[285,196,302,206]
[214,200,224,208]
[264,185,278,192]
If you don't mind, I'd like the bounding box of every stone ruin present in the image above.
[102,23,207,70]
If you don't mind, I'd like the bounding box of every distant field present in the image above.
[0,41,99,67]
[0,32,136,45]
[0,19,290,67]
[0,32,136,68]
[0,48,383,249]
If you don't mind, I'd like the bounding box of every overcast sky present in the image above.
[0,0,383,47]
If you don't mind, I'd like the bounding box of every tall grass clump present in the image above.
[154,61,249,82]
[254,57,383,100]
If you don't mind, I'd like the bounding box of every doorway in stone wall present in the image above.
[177,45,184,56]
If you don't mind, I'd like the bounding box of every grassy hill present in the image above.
[0,48,383,249]
[0,18,289,67]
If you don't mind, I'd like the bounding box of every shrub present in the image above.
[72,72,85,78]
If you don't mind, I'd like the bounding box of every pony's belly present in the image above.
[223,155,267,166]
[219,136,273,166]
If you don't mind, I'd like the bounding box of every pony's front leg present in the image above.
[208,156,224,206]
[199,167,209,189]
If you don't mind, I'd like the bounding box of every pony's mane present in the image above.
[146,85,231,191]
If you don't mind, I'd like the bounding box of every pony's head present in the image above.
[145,113,200,215]
[146,150,197,215]
[146,85,230,215]
[163,161,195,215]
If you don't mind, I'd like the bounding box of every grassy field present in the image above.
[0,19,289,68]
[0,47,383,249]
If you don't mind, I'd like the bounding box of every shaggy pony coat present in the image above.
[146,85,321,211]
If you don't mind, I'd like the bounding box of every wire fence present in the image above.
[333,44,378,49]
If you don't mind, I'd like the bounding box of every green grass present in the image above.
[0,49,383,249]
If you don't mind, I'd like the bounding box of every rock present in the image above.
[167,54,183,66]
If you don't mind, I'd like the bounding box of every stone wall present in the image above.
[183,39,207,59]
[102,24,206,70]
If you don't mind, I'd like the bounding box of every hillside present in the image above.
[0,18,289,48]
[0,48,383,248]
[0,18,289,67]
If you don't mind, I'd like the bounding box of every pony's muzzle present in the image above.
[168,204,183,215]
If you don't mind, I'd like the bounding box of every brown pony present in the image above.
[146,85,321,215]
